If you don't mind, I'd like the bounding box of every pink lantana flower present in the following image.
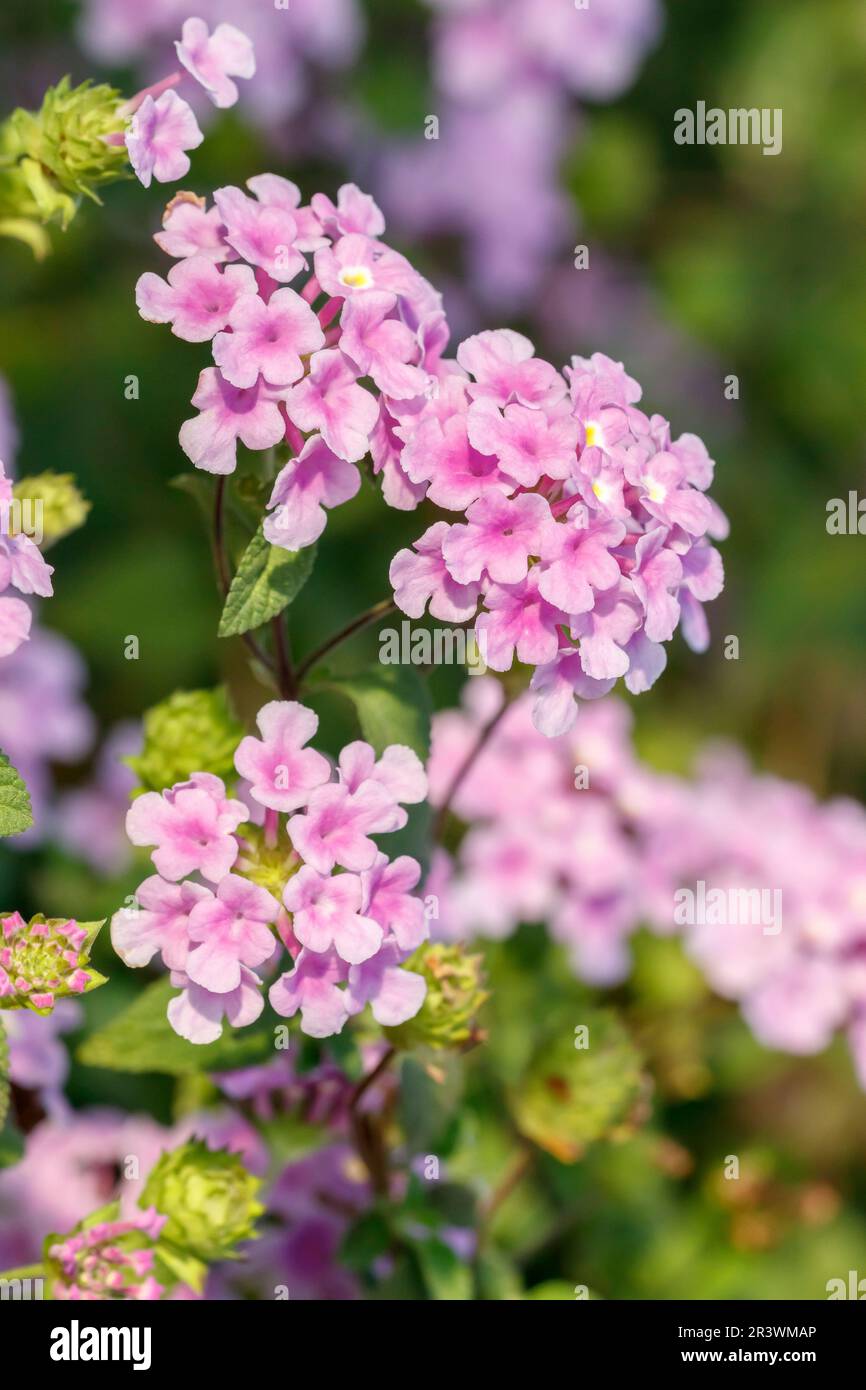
[0,501,54,656]
[457,329,566,409]
[168,964,264,1044]
[536,514,625,615]
[233,701,331,813]
[283,867,382,966]
[213,288,324,390]
[111,874,210,972]
[287,781,398,876]
[185,875,279,993]
[362,854,428,953]
[310,184,387,239]
[339,292,429,399]
[154,193,232,262]
[269,948,350,1038]
[389,520,481,622]
[125,772,247,883]
[285,350,378,463]
[629,528,683,644]
[402,413,510,512]
[314,233,418,302]
[338,740,427,814]
[346,940,427,1028]
[569,582,642,681]
[467,397,578,487]
[179,367,290,474]
[213,185,306,283]
[475,569,567,672]
[441,491,558,586]
[125,90,203,189]
[135,257,256,342]
[175,18,256,109]
[264,436,360,551]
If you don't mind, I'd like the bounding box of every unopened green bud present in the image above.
[385,943,489,1051]
[0,77,128,255]
[8,77,128,206]
[141,1141,264,1263]
[127,688,243,793]
[11,473,90,547]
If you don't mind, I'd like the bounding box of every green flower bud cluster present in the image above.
[141,1141,265,1270]
[127,688,244,794]
[386,943,489,1051]
[11,472,90,548]
[0,77,129,257]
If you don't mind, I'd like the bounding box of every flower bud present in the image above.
[8,77,128,206]
[11,472,90,547]
[127,688,243,793]
[141,1140,264,1263]
[385,943,489,1051]
[45,1204,167,1301]
[0,913,106,1014]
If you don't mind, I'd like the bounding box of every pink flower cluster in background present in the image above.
[391,345,727,736]
[378,0,662,310]
[429,679,866,1089]
[112,699,430,1041]
[79,0,362,136]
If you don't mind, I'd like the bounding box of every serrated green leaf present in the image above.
[0,750,33,838]
[78,978,275,1075]
[218,529,315,638]
[325,666,431,760]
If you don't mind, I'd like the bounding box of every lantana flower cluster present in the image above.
[112,700,430,1042]
[135,176,448,537]
[430,679,866,1090]
[390,343,727,737]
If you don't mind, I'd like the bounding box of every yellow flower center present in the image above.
[339,265,374,290]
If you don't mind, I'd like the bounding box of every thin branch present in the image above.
[271,615,297,699]
[296,597,397,685]
[481,1147,534,1228]
[432,690,515,841]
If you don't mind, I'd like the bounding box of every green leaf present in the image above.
[218,528,315,638]
[0,750,32,838]
[340,1211,392,1272]
[326,666,431,760]
[509,1009,645,1163]
[398,1054,462,1156]
[475,1249,524,1301]
[412,1235,473,1301]
[78,978,275,1075]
